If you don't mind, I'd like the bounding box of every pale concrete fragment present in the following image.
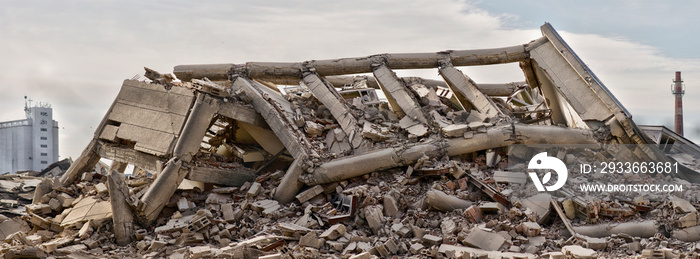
[442,124,469,138]
[493,170,528,184]
[383,195,399,217]
[296,185,324,203]
[561,245,596,258]
[61,196,112,227]
[672,196,697,213]
[425,189,472,212]
[299,232,324,249]
[422,234,442,247]
[678,212,697,228]
[247,182,262,197]
[320,224,346,241]
[463,228,505,251]
[364,205,384,235]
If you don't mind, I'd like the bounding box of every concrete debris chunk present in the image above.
[247,182,262,197]
[364,205,384,235]
[463,227,506,251]
[296,185,324,203]
[562,245,597,258]
[320,223,346,240]
[299,231,324,249]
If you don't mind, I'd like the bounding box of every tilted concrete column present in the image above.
[139,158,189,222]
[439,63,501,119]
[173,93,221,161]
[232,76,312,203]
[272,155,308,204]
[302,71,358,135]
[372,63,429,124]
[59,139,101,187]
[138,92,220,223]
[107,170,134,246]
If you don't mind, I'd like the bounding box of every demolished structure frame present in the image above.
[56,23,697,250]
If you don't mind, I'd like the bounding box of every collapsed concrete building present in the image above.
[3,23,699,258]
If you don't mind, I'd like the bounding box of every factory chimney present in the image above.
[672,71,685,136]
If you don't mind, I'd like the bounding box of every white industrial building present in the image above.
[0,101,59,173]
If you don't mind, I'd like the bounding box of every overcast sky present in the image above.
[1,0,698,160]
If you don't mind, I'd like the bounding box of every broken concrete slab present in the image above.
[562,245,597,258]
[463,227,506,251]
[61,196,112,227]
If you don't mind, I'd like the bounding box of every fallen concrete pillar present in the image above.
[302,124,597,185]
[573,220,658,238]
[372,63,429,124]
[439,63,501,119]
[59,139,101,187]
[107,170,134,246]
[673,225,700,242]
[139,158,189,223]
[273,156,307,204]
[174,43,538,82]
[425,190,473,211]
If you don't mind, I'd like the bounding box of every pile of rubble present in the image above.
[2,23,700,258]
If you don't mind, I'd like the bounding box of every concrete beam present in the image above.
[301,124,598,185]
[58,139,101,187]
[174,42,539,82]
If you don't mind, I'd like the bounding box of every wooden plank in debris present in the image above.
[439,65,500,118]
[302,72,358,134]
[372,64,428,124]
[187,166,257,187]
[232,77,308,159]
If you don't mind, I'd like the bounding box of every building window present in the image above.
[40,128,47,132]
[41,161,48,164]
[41,112,48,116]
[41,136,47,140]
[41,144,47,148]
[41,153,47,156]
